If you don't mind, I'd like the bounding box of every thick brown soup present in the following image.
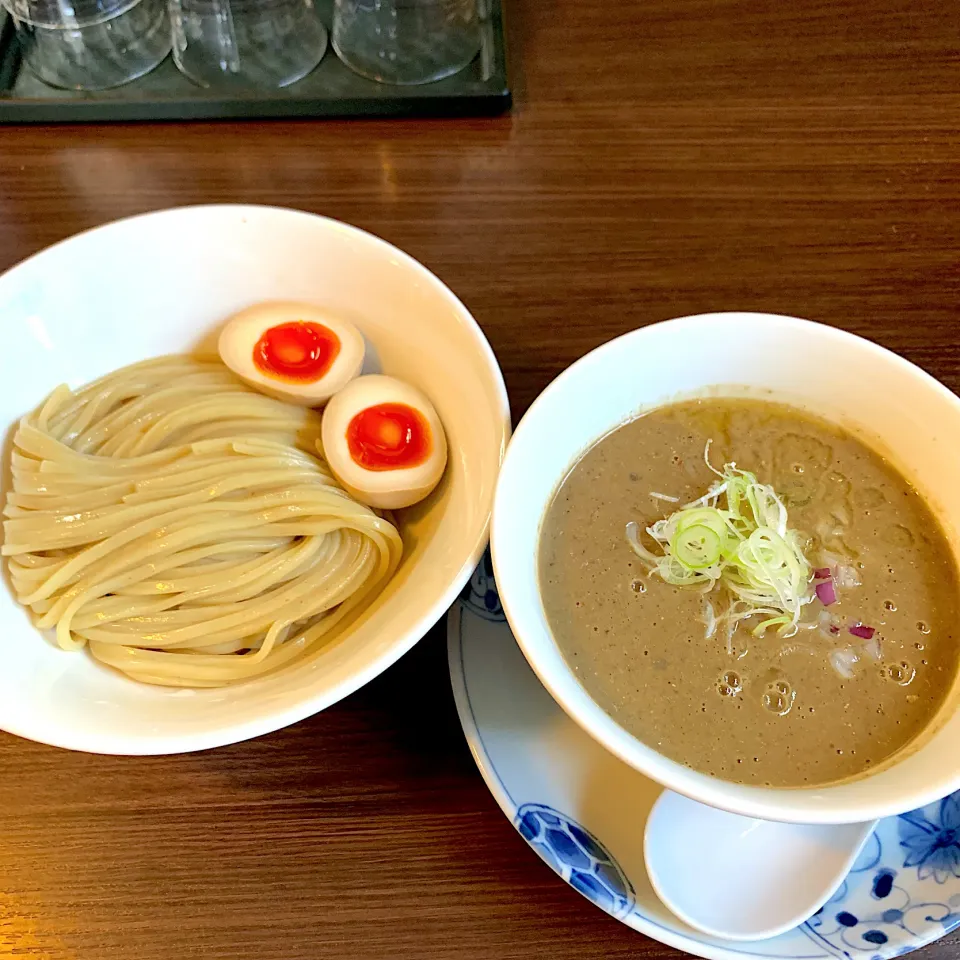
[538,398,960,788]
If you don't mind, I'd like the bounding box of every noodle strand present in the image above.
[2,357,402,687]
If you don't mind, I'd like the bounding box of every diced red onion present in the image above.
[862,635,882,661]
[848,623,875,640]
[813,567,831,580]
[835,564,862,588]
[829,647,860,679]
[815,580,837,606]
[815,608,840,639]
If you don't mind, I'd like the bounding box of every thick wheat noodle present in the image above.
[2,356,403,687]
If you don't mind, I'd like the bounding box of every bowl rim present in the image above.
[0,204,512,755]
[491,311,960,823]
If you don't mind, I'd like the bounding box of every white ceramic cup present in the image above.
[491,312,960,824]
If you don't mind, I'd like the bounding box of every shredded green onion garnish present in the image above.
[625,442,815,639]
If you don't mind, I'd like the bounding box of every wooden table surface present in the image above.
[2,0,960,956]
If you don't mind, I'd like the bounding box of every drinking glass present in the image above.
[169,0,327,89]
[332,0,480,86]
[1,0,170,89]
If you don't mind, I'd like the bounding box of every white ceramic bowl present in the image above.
[0,205,509,755]
[492,312,960,824]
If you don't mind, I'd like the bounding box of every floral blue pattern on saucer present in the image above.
[448,552,960,960]
[900,796,960,884]
[460,549,505,621]
[802,797,960,959]
[516,803,636,919]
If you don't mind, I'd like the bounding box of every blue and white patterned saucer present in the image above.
[448,554,960,960]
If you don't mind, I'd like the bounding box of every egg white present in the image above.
[321,375,448,510]
[218,301,365,406]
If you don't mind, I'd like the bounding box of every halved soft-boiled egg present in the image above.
[218,301,365,406]
[321,375,448,510]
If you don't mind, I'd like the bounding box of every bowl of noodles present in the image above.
[0,205,509,754]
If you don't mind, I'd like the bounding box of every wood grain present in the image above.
[2,0,960,955]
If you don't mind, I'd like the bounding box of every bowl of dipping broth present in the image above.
[0,205,509,754]
[491,312,960,825]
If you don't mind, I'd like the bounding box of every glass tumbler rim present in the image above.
[0,0,144,28]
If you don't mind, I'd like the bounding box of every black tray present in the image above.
[0,0,510,123]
